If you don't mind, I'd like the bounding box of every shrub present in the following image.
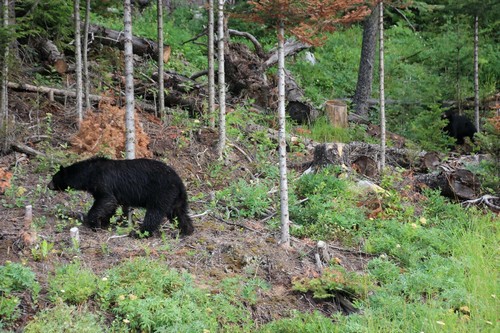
[0,262,40,326]
[24,303,105,333]
[48,261,98,304]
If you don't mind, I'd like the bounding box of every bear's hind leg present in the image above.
[171,202,194,236]
[138,208,165,237]
[86,196,118,230]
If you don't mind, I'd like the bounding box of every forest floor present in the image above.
[0,93,373,330]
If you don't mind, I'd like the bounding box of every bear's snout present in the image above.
[48,181,55,190]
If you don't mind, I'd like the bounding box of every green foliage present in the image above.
[307,116,351,143]
[31,239,55,261]
[293,266,372,300]
[216,178,274,218]
[48,261,98,304]
[289,167,366,240]
[472,116,500,193]
[24,303,105,333]
[16,0,73,41]
[258,311,338,333]
[407,105,455,152]
[97,258,254,332]
[288,27,362,105]
[0,262,40,326]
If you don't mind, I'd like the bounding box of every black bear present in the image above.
[443,111,477,145]
[48,157,194,237]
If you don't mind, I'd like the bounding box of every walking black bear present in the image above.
[48,157,194,237]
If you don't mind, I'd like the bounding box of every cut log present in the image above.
[414,169,480,200]
[88,23,171,60]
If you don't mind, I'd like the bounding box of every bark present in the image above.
[207,0,215,128]
[124,0,135,159]
[264,39,310,68]
[228,29,265,58]
[473,15,480,132]
[88,23,171,60]
[352,4,378,118]
[284,69,319,124]
[216,0,226,159]
[414,169,480,200]
[277,20,290,247]
[83,0,91,111]
[1,0,9,152]
[157,0,165,118]
[378,2,386,171]
[74,0,83,125]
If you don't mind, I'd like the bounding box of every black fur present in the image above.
[443,111,477,145]
[48,157,194,237]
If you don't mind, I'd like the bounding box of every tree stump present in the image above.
[325,100,348,128]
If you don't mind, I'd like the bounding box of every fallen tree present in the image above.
[88,23,171,61]
[310,142,482,200]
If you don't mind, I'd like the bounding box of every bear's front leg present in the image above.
[85,195,118,230]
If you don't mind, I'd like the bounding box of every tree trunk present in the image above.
[352,4,378,118]
[74,0,83,125]
[207,0,215,128]
[1,0,8,152]
[157,0,165,118]
[278,20,290,247]
[83,0,91,111]
[216,0,226,159]
[378,2,386,171]
[124,0,135,159]
[473,15,480,132]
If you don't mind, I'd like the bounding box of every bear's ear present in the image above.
[58,165,64,172]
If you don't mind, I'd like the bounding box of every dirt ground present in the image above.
[0,95,373,330]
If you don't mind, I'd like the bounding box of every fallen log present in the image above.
[264,39,311,68]
[88,23,171,61]
[311,142,482,199]
[7,81,156,112]
[414,169,480,200]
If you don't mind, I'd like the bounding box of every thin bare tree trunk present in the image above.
[207,0,215,128]
[1,0,8,151]
[124,0,135,159]
[473,15,480,132]
[157,0,165,119]
[379,1,386,170]
[74,0,83,125]
[216,0,226,159]
[83,0,91,111]
[277,20,290,247]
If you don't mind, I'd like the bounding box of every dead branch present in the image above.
[264,39,311,68]
[228,29,266,58]
[11,142,45,157]
[462,195,500,213]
